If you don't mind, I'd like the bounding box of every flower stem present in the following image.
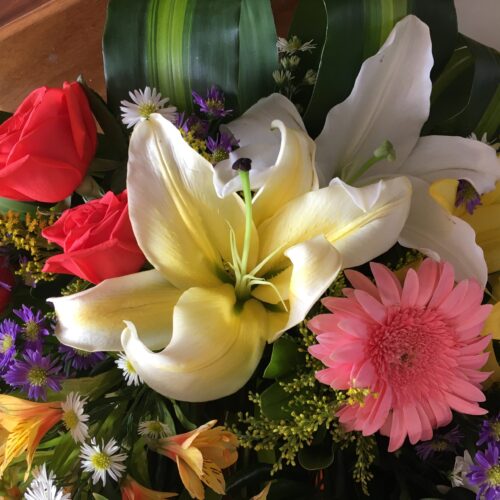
[239,170,253,275]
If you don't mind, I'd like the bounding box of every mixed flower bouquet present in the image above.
[0,1,499,499]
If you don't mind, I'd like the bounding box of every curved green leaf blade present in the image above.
[291,0,457,136]
[104,0,277,116]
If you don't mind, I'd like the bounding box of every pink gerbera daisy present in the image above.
[308,258,492,452]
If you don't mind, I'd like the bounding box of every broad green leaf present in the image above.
[260,382,292,420]
[291,0,457,136]
[297,441,334,470]
[171,399,197,431]
[0,196,50,216]
[103,0,277,116]
[263,336,305,379]
[49,431,79,477]
[426,36,500,138]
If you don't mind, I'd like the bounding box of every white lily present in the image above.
[49,115,411,402]
[217,15,500,285]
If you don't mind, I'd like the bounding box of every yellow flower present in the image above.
[50,114,411,402]
[151,420,238,500]
[120,475,177,499]
[0,396,62,479]
[430,179,500,274]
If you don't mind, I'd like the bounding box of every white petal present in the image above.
[121,285,268,402]
[269,236,342,342]
[258,177,412,273]
[315,15,433,185]
[214,94,306,197]
[398,177,488,285]
[128,114,257,289]
[397,136,500,194]
[50,270,181,351]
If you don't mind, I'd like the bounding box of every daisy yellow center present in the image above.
[63,410,79,430]
[491,422,500,440]
[75,349,91,358]
[1,335,13,353]
[27,367,47,386]
[487,465,500,486]
[147,421,165,434]
[126,359,137,374]
[430,440,448,452]
[91,451,111,471]
[139,103,158,118]
[24,321,40,341]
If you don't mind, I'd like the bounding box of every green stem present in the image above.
[239,170,253,275]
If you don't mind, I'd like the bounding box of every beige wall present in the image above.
[455,0,500,50]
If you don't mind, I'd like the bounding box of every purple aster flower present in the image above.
[176,112,209,138]
[0,319,18,372]
[192,86,233,119]
[478,413,500,447]
[4,350,62,401]
[13,305,50,350]
[415,426,463,461]
[455,179,482,215]
[58,344,106,371]
[206,132,239,163]
[467,442,500,500]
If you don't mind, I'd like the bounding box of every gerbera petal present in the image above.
[258,177,411,273]
[401,269,419,307]
[344,269,380,299]
[121,285,268,402]
[369,262,402,305]
[399,136,500,194]
[50,270,181,352]
[315,16,433,184]
[128,114,257,289]
[398,177,488,285]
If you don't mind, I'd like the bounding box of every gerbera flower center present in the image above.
[24,321,40,341]
[90,451,112,471]
[487,465,500,485]
[368,306,453,392]
[27,367,47,386]
[63,409,79,431]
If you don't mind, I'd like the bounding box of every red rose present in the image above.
[0,257,14,313]
[42,191,145,284]
[0,82,97,203]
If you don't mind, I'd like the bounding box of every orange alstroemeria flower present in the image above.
[0,395,63,479]
[152,420,238,500]
[121,475,177,499]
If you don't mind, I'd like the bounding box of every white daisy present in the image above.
[61,392,89,443]
[80,438,127,486]
[276,35,316,54]
[120,87,177,129]
[138,420,173,439]
[115,353,143,386]
[25,464,70,500]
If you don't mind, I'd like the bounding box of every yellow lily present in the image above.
[0,396,63,479]
[430,179,500,274]
[50,114,411,402]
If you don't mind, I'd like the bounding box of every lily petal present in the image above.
[315,16,433,185]
[50,270,181,352]
[397,136,500,194]
[214,93,306,197]
[398,178,488,285]
[258,177,411,273]
[268,235,342,342]
[121,285,268,402]
[128,114,257,289]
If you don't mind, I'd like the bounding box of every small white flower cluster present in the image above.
[25,464,70,500]
[120,87,177,129]
[276,35,316,54]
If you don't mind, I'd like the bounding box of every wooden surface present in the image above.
[0,0,107,112]
[0,0,298,113]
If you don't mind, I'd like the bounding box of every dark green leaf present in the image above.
[0,111,12,125]
[104,0,277,116]
[426,36,500,138]
[77,76,128,160]
[171,399,197,431]
[263,336,305,379]
[260,382,292,420]
[298,441,334,470]
[49,431,79,477]
[0,196,51,216]
[291,0,457,136]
